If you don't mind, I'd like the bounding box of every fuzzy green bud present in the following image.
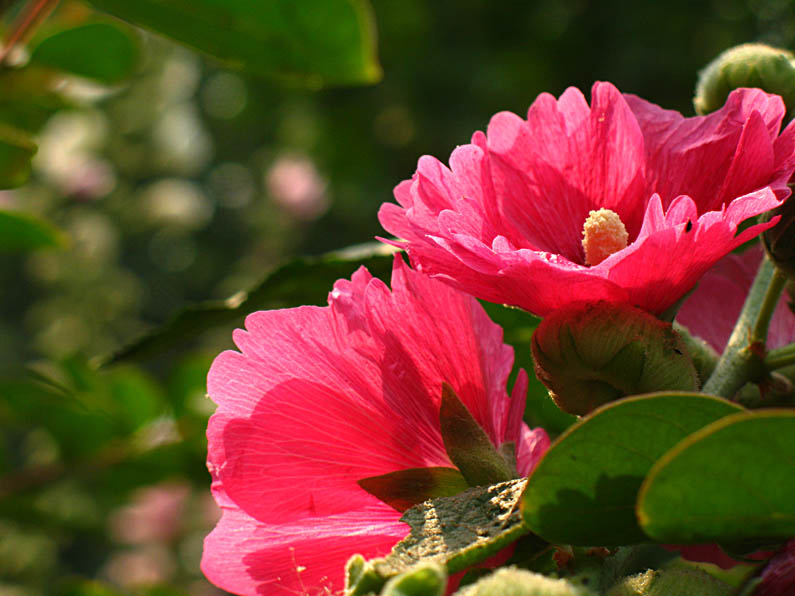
[532,302,698,416]
[694,43,795,120]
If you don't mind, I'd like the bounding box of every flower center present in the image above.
[581,208,629,266]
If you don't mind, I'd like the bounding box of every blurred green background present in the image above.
[0,0,792,594]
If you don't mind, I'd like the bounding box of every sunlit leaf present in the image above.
[637,409,795,543]
[521,392,744,545]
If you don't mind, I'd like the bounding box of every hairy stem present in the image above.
[702,255,787,398]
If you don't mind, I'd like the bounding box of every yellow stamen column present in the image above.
[581,208,629,266]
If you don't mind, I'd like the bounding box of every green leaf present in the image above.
[30,22,139,84]
[0,124,37,189]
[637,409,795,543]
[101,243,395,365]
[0,209,65,251]
[440,383,515,486]
[521,392,744,546]
[347,479,529,595]
[84,0,381,86]
[358,467,469,513]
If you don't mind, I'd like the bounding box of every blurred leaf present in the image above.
[0,68,67,132]
[348,479,528,595]
[0,209,65,251]
[1,359,167,462]
[0,124,37,189]
[637,409,795,543]
[103,244,395,365]
[58,578,129,596]
[521,392,744,546]
[480,302,577,438]
[30,22,139,84]
[84,0,381,86]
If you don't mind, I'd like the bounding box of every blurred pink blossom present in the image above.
[379,83,795,316]
[202,256,549,595]
[266,155,329,220]
[110,482,190,544]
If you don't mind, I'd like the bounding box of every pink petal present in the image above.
[207,256,538,525]
[677,246,795,352]
[202,505,406,596]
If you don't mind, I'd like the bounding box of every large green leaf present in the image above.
[637,409,795,542]
[0,209,65,251]
[84,0,381,86]
[102,244,395,364]
[521,392,744,546]
[30,22,139,84]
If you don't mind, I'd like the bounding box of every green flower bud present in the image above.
[607,568,733,596]
[532,302,698,416]
[380,562,447,596]
[455,567,596,596]
[694,43,795,119]
[762,195,795,280]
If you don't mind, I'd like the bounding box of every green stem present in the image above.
[766,343,795,371]
[702,255,787,398]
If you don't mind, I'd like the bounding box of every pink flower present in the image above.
[677,245,795,352]
[378,82,795,317]
[202,256,550,595]
[754,540,795,595]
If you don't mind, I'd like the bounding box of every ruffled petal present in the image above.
[379,82,795,317]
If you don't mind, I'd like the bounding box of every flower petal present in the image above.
[677,246,795,352]
[379,83,795,316]
[202,505,406,596]
[207,256,536,526]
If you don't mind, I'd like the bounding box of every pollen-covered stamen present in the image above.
[581,208,629,266]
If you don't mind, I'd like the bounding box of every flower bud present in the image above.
[607,568,733,596]
[532,302,698,416]
[694,43,795,120]
[762,195,795,279]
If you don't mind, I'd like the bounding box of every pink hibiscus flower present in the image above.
[378,82,795,317]
[677,245,795,352]
[202,256,550,595]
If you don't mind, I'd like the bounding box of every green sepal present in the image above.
[357,467,469,513]
[440,383,514,486]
